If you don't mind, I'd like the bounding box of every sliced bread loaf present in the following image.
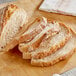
[31,23,71,59]
[19,17,47,43]
[31,31,76,67]
[19,21,60,59]
[0,4,27,52]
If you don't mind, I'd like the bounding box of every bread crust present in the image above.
[31,23,71,59]
[23,52,31,59]
[18,17,47,43]
[31,48,76,67]
[2,4,17,31]
[19,34,45,53]
[19,22,71,60]
[3,4,17,25]
[18,17,48,53]
[31,30,76,67]
[22,34,70,59]
[0,4,17,35]
[0,4,27,52]
[19,21,61,59]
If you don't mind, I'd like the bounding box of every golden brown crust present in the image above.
[19,34,45,53]
[18,17,43,43]
[32,22,71,59]
[23,34,70,59]
[31,29,76,67]
[0,4,27,52]
[19,18,47,44]
[32,35,71,59]
[23,52,31,59]
[18,17,48,53]
[3,4,18,26]
[0,4,18,35]
[31,48,76,67]
[19,21,71,60]
[0,4,18,51]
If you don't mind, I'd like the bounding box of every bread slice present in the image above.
[0,4,27,52]
[19,17,47,43]
[31,31,76,67]
[31,23,71,59]
[19,21,60,59]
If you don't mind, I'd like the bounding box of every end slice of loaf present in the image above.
[0,4,27,52]
[31,31,76,67]
[31,23,71,59]
[19,21,61,59]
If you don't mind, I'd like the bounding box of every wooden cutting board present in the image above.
[0,0,76,76]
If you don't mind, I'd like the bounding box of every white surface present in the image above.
[53,74,61,76]
[39,0,76,16]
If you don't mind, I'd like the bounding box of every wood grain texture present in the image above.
[0,0,76,76]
